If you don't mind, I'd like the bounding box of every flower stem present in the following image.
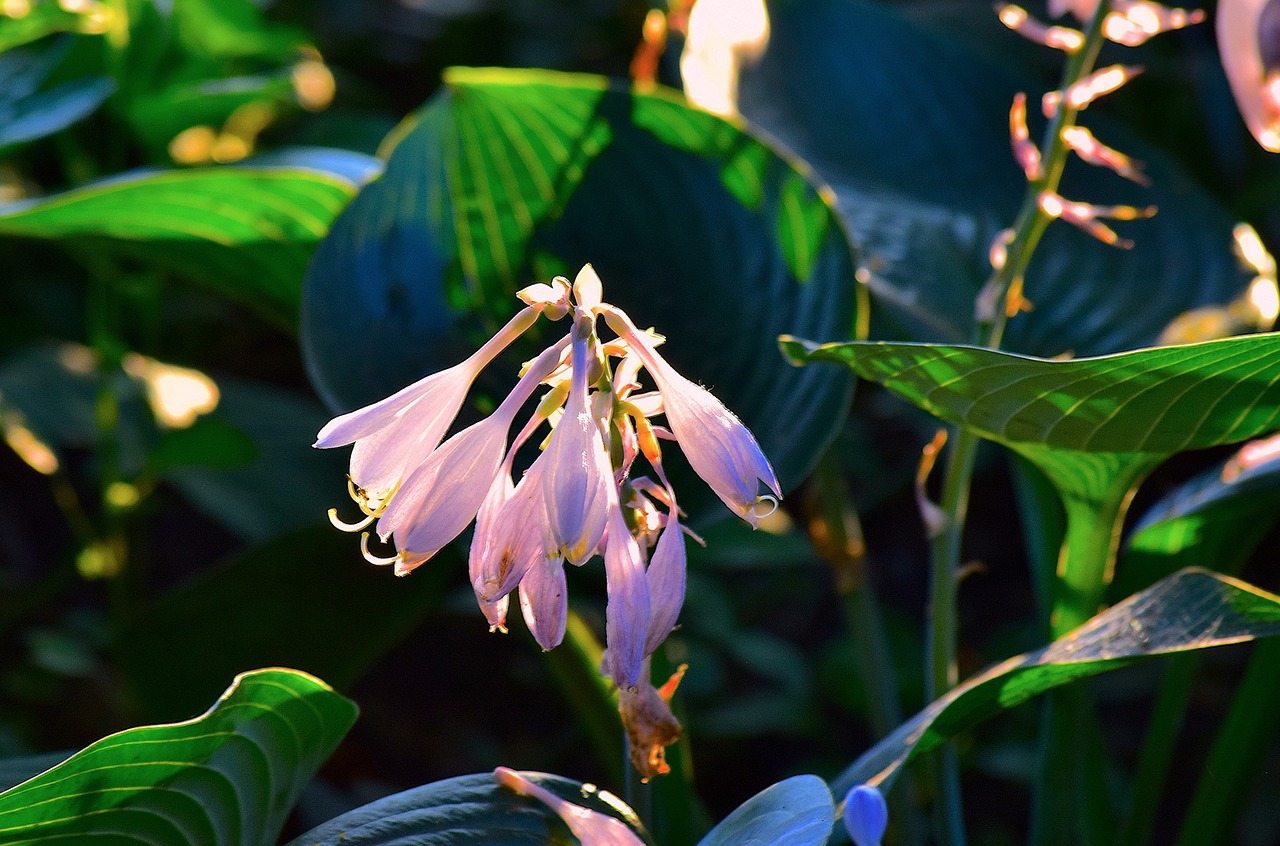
[924,4,1115,843]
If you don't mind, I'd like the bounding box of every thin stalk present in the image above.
[923,4,1115,842]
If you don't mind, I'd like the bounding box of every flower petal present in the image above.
[543,334,611,565]
[1219,0,1280,151]
[493,768,645,846]
[474,456,553,602]
[644,511,687,656]
[519,553,569,651]
[601,502,651,691]
[604,307,781,526]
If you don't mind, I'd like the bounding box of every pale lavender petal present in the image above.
[314,359,470,450]
[643,512,687,656]
[315,306,539,449]
[518,554,568,650]
[542,334,611,565]
[493,768,645,846]
[375,414,509,558]
[602,503,651,691]
[469,463,516,627]
[474,461,552,602]
[604,307,781,525]
[1219,0,1280,152]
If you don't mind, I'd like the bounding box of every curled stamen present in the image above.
[328,507,375,532]
[753,494,780,521]
[360,532,399,566]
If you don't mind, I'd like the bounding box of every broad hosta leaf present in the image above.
[739,0,1251,355]
[0,752,71,793]
[0,668,357,846]
[284,772,649,846]
[781,334,1280,456]
[696,775,833,846]
[784,333,1280,633]
[115,525,451,721]
[830,568,1280,795]
[302,67,860,509]
[0,156,376,328]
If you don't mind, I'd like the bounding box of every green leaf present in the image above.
[0,39,114,153]
[780,335,1280,456]
[783,333,1280,629]
[114,525,450,722]
[830,568,1280,796]
[741,0,1251,355]
[284,771,649,846]
[0,4,103,53]
[1120,436,1280,594]
[302,67,861,510]
[0,668,357,845]
[696,775,833,846]
[0,161,366,328]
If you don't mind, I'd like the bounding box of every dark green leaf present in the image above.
[741,0,1250,355]
[301,67,861,511]
[696,775,833,846]
[283,771,649,846]
[0,39,113,152]
[164,377,346,541]
[114,525,450,721]
[830,568,1280,796]
[0,161,366,327]
[0,668,357,846]
[147,415,257,472]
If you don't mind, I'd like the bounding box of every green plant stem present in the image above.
[923,4,1115,842]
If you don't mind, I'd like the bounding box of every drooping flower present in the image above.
[317,264,780,777]
[603,305,781,526]
[493,767,645,846]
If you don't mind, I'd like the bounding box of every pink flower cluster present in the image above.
[315,265,780,696]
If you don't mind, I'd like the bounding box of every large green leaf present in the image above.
[695,775,833,846]
[740,0,1251,355]
[114,525,451,722]
[783,333,1280,628]
[829,568,1280,795]
[0,668,357,845]
[284,772,649,846]
[0,154,377,328]
[301,67,860,508]
[780,335,1280,456]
